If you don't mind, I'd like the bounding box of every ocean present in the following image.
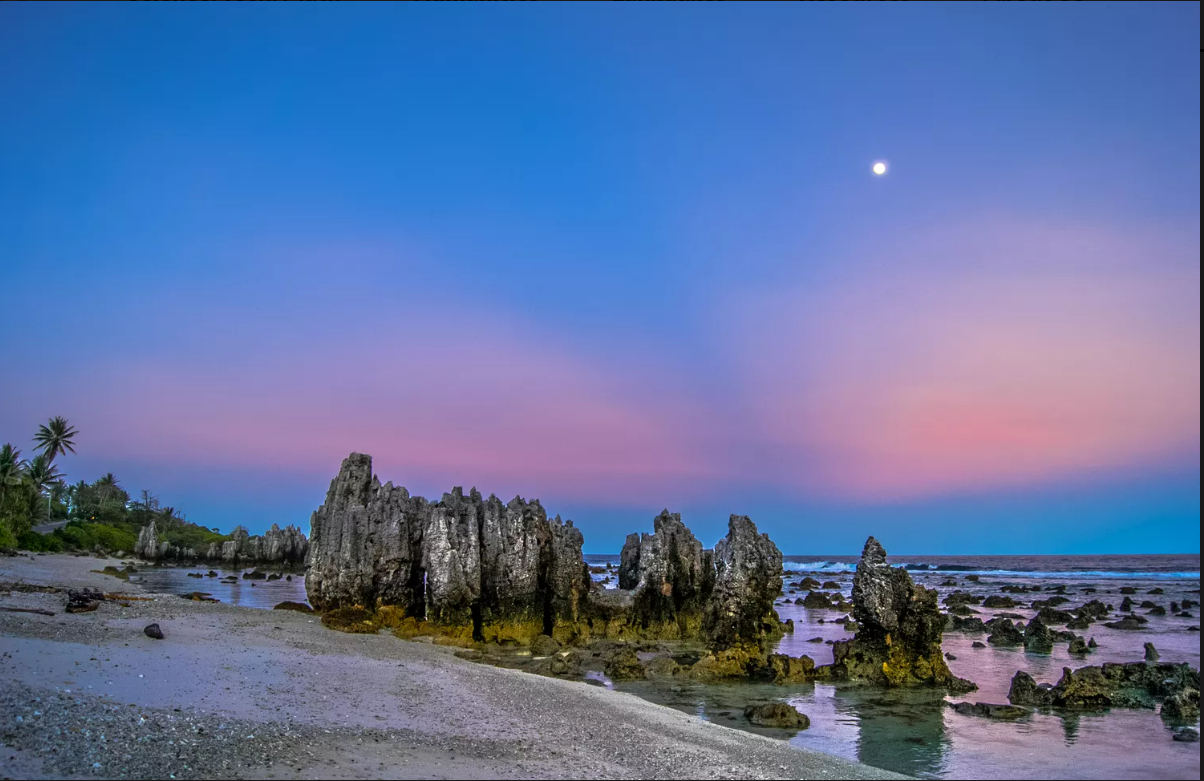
[135,553,1201,780]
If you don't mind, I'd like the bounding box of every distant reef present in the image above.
[134,520,308,566]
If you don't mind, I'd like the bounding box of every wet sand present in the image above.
[0,554,902,780]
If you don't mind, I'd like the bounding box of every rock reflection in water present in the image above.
[839,688,950,779]
[616,678,952,779]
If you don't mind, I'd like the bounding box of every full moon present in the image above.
[872,161,887,175]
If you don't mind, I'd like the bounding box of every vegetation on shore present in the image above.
[1,417,230,554]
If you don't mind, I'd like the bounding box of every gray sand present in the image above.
[0,554,904,780]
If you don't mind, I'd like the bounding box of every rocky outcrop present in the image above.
[135,520,308,565]
[306,454,590,645]
[1008,662,1199,711]
[621,510,715,639]
[817,537,973,691]
[618,533,641,590]
[704,515,784,650]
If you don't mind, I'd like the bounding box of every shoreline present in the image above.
[0,553,903,780]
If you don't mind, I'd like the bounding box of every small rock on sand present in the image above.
[144,624,164,640]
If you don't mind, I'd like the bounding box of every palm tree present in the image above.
[0,444,25,503]
[67,479,88,517]
[25,454,62,522]
[34,416,78,464]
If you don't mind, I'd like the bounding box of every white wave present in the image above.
[782,561,856,573]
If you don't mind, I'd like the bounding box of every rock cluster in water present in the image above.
[1008,661,1199,718]
[813,537,975,692]
[135,520,308,565]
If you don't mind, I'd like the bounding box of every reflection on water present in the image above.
[615,563,1201,780]
[620,674,1200,780]
[850,688,950,778]
[124,566,310,610]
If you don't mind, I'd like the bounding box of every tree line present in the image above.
[0,417,228,553]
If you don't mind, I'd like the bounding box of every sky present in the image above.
[0,3,1199,555]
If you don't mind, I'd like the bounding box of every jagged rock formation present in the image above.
[1008,662,1199,711]
[308,455,788,654]
[613,511,781,650]
[704,515,784,649]
[135,520,307,565]
[306,453,589,645]
[816,537,973,691]
[618,533,641,590]
[619,510,715,638]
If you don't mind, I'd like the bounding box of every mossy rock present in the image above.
[321,606,378,634]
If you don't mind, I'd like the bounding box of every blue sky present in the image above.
[1,3,1199,554]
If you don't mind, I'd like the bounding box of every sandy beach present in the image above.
[0,554,902,780]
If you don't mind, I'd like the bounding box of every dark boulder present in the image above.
[144,623,164,640]
[988,620,1024,647]
[531,634,561,657]
[768,653,815,684]
[1144,642,1159,662]
[944,591,983,607]
[1104,616,1146,631]
[603,645,647,681]
[1035,607,1074,625]
[744,702,809,729]
[1023,619,1054,653]
[950,616,986,633]
[1007,671,1054,706]
[802,591,835,609]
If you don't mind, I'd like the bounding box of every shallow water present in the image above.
[586,554,1202,780]
[125,566,309,610]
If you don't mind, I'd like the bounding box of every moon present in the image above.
[872,161,887,176]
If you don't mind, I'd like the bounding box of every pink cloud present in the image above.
[722,215,1200,500]
[79,302,727,504]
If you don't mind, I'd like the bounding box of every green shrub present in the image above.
[17,530,65,552]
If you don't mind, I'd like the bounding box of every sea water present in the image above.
[587,552,1201,780]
